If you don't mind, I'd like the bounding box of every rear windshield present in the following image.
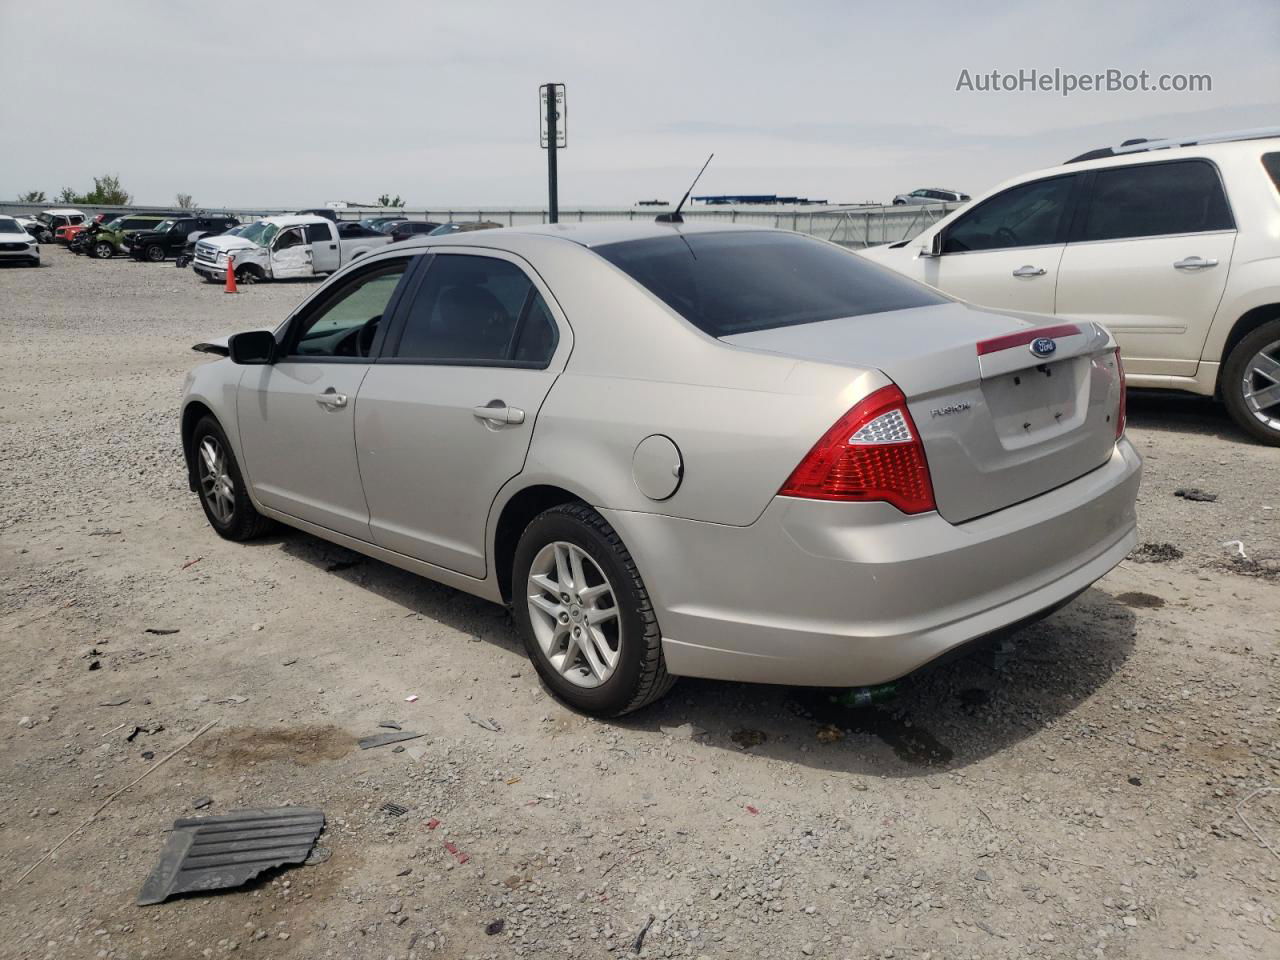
[594,231,946,337]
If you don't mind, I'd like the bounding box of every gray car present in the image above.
[180,222,1141,715]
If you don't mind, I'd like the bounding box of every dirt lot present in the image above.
[1,246,1276,960]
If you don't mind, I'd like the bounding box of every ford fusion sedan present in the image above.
[0,216,40,265]
[180,222,1140,716]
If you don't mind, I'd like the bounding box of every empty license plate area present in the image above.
[982,356,1086,447]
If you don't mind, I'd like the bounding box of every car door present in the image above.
[355,250,569,577]
[1054,159,1236,377]
[269,226,312,278]
[916,173,1079,314]
[307,222,341,273]
[236,257,415,539]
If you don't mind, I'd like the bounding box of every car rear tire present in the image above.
[146,244,165,262]
[191,416,272,541]
[1222,319,1280,446]
[512,503,674,716]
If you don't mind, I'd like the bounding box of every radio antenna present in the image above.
[655,153,714,223]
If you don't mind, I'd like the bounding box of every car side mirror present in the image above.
[919,231,943,258]
[228,330,277,365]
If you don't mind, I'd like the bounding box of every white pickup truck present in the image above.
[191,215,392,283]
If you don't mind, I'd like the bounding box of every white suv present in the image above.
[860,130,1280,444]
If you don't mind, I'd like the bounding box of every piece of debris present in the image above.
[88,660,101,671]
[215,695,249,705]
[745,805,760,815]
[251,623,265,632]
[816,724,844,743]
[381,802,409,817]
[140,751,155,760]
[377,721,402,730]
[144,628,179,635]
[88,528,122,536]
[180,556,203,570]
[443,840,470,864]
[281,658,298,666]
[731,729,767,748]
[324,558,364,572]
[975,869,991,882]
[1174,487,1217,502]
[358,730,426,750]
[404,695,419,703]
[506,776,522,785]
[397,867,412,877]
[660,722,706,739]
[392,745,405,753]
[486,919,506,936]
[1128,776,1142,786]
[426,818,441,830]
[466,713,502,732]
[632,914,655,954]
[304,845,332,866]
[98,698,130,707]
[18,716,36,729]
[137,807,324,905]
[975,919,1007,939]
[192,796,213,810]
[126,723,164,742]
[1130,542,1184,563]
[1222,539,1248,559]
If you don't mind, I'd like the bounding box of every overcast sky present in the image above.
[1,0,1276,209]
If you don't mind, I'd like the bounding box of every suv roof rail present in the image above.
[1065,127,1280,164]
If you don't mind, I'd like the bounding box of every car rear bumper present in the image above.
[602,438,1141,687]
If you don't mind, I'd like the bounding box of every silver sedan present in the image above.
[180,222,1141,715]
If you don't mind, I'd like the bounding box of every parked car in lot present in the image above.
[387,221,444,243]
[180,222,1139,715]
[69,214,122,256]
[0,215,40,266]
[191,215,393,283]
[176,224,249,267]
[428,220,503,236]
[31,208,86,243]
[126,215,241,261]
[358,216,409,233]
[892,188,970,205]
[860,129,1280,444]
[91,214,184,259]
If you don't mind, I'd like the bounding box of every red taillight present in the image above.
[1114,348,1126,439]
[779,384,936,513]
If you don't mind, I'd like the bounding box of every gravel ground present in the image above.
[1,247,1276,960]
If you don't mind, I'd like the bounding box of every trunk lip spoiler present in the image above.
[975,323,1083,356]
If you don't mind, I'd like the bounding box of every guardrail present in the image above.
[0,200,960,248]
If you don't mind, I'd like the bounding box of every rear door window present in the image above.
[595,231,945,338]
[1262,153,1280,195]
[391,254,558,365]
[942,176,1076,252]
[1078,160,1234,241]
[305,222,333,243]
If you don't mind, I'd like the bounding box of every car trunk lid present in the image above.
[721,302,1122,523]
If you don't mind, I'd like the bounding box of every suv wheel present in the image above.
[1222,319,1280,445]
[191,416,272,541]
[93,241,114,259]
[145,244,165,262]
[512,503,674,716]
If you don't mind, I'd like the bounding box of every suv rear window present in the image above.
[594,231,945,338]
[1079,160,1234,241]
[1263,153,1280,194]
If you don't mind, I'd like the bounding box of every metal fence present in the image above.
[0,200,958,248]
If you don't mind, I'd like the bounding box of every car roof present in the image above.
[408,219,772,251]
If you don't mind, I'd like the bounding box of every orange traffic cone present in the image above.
[224,254,238,294]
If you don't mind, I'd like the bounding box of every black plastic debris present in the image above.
[1174,487,1217,503]
[486,918,506,935]
[137,807,324,905]
[358,731,425,750]
[381,802,409,817]
[144,628,180,635]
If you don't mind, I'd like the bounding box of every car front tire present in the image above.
[512,503,674,717]
[1222,319,1280,446]
[191,416,272,541]
[146,245,165,262]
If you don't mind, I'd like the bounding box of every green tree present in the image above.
[58,186,80,203]
[80,174,132,205]
[377,193,405,208]
[18,189,46,203]
[176,193,196,209]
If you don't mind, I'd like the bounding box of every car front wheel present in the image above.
[146,244,165,262]
[93,241,114,259]
[1222,319,1280,445]
[191,416,271,540]
[512,503,674,716]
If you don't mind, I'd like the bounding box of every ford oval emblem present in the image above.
[1030,337,1057,358]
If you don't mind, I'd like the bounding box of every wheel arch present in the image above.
[181,401,216,491]
[1220,302,1280,372]
[490,483,588,603]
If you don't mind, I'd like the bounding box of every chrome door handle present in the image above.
[473,402,525,425]
[316,389,348,409]
[1173,256,1218,270]
[1012,265,1047,277]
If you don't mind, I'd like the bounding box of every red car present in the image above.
[55,213,114,244]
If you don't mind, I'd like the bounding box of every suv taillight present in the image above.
[1114,348,1127,440]
[779,384,936,513]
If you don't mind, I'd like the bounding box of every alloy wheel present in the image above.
[526,541,621,688]
[197,436,236,525]
[1241,339,1280,432]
